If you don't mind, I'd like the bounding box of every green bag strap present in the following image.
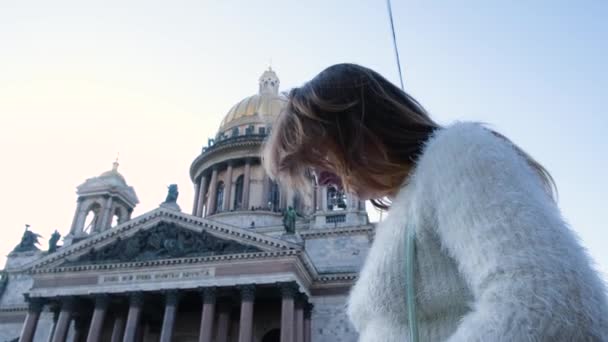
[406,225,419,342]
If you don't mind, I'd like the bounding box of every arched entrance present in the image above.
[261,328,280,342]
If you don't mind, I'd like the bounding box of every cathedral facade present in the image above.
[0,68,373,342]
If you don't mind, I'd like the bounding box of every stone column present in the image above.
[215,301,231,342]
[159,291,180,342]
[279,188,287,211]
[321,187,328,211]
[122,293,144,342]
[198,287,216,342]
[294,299,304,342]
[196,175,208,217]
[46,306,60,342]
[224,162,234,211]
[73,315,88,342]
[242,159,252,210]
[86,295,109,342]
[237,285,255,342]
[207,167,219,215]
[70,198,84,234]
[52,298,75,342]
[287,188,295,208]
[19,298,44,342]
[192,179,201,215]
[98,196,114,232]
[303,304,313,342]
[110,314,126,342]
[280,283,298,342]
[262,175,271,209]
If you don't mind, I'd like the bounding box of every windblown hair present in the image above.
[263,63,556,210]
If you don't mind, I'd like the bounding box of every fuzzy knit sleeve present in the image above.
[418,123,607,341]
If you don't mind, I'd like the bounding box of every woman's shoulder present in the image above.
[406,121,549,207]
[422,121,513,162]
[414,121,528,179]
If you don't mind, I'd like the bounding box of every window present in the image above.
[326,214,346,224]
[83,203,102,234]
[234,175,244,209]
[268,180,280,211]
[111,207,122,227]
[327,186,347,211]
[232,127,239,137]
[216,181,225,212]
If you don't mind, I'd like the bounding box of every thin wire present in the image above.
[386,0,405,90]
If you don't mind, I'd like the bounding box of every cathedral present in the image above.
[0,68,373,342]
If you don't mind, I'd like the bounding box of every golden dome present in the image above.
[218,67,287,131]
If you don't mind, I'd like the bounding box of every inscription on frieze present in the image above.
[99,268,215,284]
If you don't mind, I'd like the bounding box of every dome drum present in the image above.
[190,68,369,230]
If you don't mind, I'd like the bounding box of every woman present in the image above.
[263,63,608,341]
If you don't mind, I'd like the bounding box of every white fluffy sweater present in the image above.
[347,122,608,341]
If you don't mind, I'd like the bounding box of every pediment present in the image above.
[25,208,300,272]
[62,222,262,266]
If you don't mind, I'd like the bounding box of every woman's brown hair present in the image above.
[263,63,556,210]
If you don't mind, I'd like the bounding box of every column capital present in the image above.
[237,284,256,301]
[163,290,181,306]
[198,286,217,304]
[93,294,110,309]
[48,302,61,321]
[128,292,145,307]
[23,295,45,312]
[277,281,299,299]
[295,293,309,305]
[58,296,77,310]
[304,303,314,319]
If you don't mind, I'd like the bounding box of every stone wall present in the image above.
[311,295,358,342]
[305,234,370,273]
[0,322,22,341]
[213,212,283,229]
[0,273,33,307]
[5,251,42,270]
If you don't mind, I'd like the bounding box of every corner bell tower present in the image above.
[64,161,139,245]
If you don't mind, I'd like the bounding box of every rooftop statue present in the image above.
[164,184,179,204]
[12,225,41,253]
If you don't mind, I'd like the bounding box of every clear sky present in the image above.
[0,1,606,277]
